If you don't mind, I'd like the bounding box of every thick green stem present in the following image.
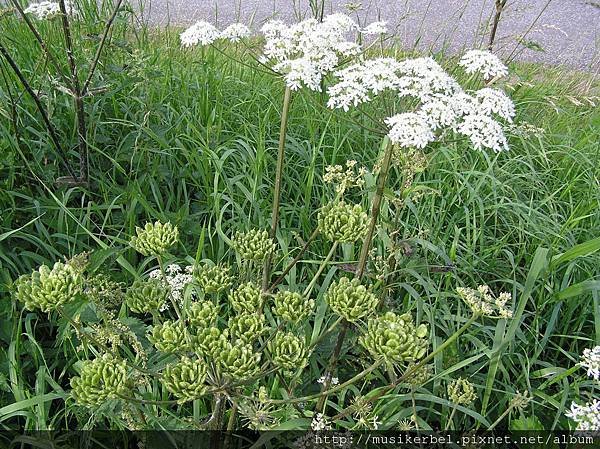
[262,86,293,290]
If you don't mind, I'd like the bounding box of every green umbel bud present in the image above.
[195,263,233,294]
[228,282,263,313]
[193,327,228,359]
[162,356,207,403]
[317,201,368,243]
[14,262,83,312]
[447,377,477,406]
[231,229,276,261]
[218,342,261,381]
[125,279,169,313]
[405,362,432,387]
[325,277,378,322]
[70,354,129,406]
[359,312,429,365]
[268,332,308,371]
[148,320,190,353]
[130,221,178,256]
[228,313,267,343]
[273,291,314,324]
[186,300,218,328]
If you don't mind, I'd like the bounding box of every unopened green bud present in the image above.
[14,262,83,312]
[218,342,261,381]
[228,282,263,313]
[186,300,218,328]
[447,377,477,406]
[193,327,228,359]
[126,279,169,313]
[318,201,368,243]
[231,229,276,261]
[70,354,129,405]
[130,221,178,256]
[162,356,207,403]
[228,313,267,343]
[273,291,314,324]
[195,263,233,294]
[359,312,429,365]
[268,332,308,372]
[148,320,190,353]
[325,277,378,322]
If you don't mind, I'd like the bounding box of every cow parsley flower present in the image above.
[311,413,331,431]
[24,0,77,20]
[566,400,600,431]
[149,264,193,309]
[581,346,600,380]
[456,114,509,152]
[180,21,221,47]
[220,23,251,42]
[475,88,516,122]
[385,113,435,148]
[459,49,508,79]
[361,21,388,35]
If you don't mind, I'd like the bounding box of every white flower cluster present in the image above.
[323,160,367,193]
[456,285,513,318]
[459,49,509,80]
[361,21,388,35]
[23,0,76,20]
[566,346,600,431]
[327,51,513,152]
[310,413,331,431]
[148,263,194,310]
[180,21,250,48]
[317,375,339,386]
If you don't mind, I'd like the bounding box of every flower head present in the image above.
[325,277,378,322]
[193,326,228,359]
[268,332,308,372]
[125,279,169,314]
[228,312,268,343]
[70,354,129,405]
[581,346,600,380]
[130,221,178,256]
[231,229,276,262]
[228,282,263,313]
[180,21,220,47]
[24,1,77,20]
[359,311,429,365]
[457,285,513,318]
[14,262,83,312]
[566,400,600,431]
[148,320,191,353]
[186,300,218,328]
[220,23,251,42]
[447,377,477,406]
[317,201,368,243]
[195,263,233,294]
[273,290,314,324]
[361,21,388,35]
[218,342,261,381]
[459,49,508,79]
[385,113,435,149]
[162,356,207,403]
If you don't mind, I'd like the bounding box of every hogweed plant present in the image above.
[8,11,532,434]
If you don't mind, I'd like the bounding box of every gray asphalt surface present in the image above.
[145,0,600,69]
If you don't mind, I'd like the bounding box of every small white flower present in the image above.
[475,88,516,122]
[459,49,508,79]
[220,23,251,42]
[310,413,331,431]
[362,21,388,35]
[581,346,600,380]
[456,114,509,152]
[180,21,221,47]
[23,1,76,20]
[385,113,435,149]
[566,400,600,431]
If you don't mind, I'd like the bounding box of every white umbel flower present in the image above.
[180,21,221,47]
[581,346,600,380]
[362,21,388,35]
[475,88,516,122]
[24,1,76,20]
[459,50,508,79]
[385,113,435,149]
[456,114,509,152]
[220,23,251,42]
[566,400,600,431]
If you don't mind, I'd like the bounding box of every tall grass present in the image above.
[0,3,598,431]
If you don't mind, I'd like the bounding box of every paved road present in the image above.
[145,0,599,69]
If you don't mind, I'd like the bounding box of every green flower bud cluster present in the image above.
[359,312,429,365]
[447,377,477,406]
[162,356,208,403]
[325,277,378,322]
[229,313,267,343]
[130,221,178,256]
[14,262,83,312]
[273,291,314,324]
[268,333,308,372]
[231,229,276,261]
[193,327,228,359]
[405,362,433,387]
[318,201,369,243]
[70,354,129,405]
[228,282,263,313]
[195,263,233,294]
[218,342,261,381]
[126,279,169,313]
[186,300,218,328]
[148,320,190,353]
